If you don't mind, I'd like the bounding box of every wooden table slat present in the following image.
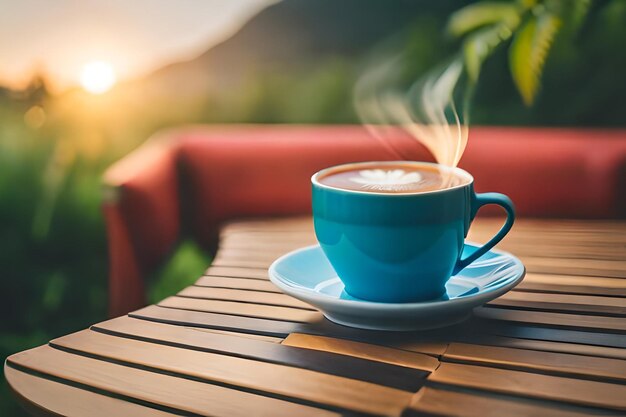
[429,362,626,411]
[211,259,275,269]
[474,307,626,333]
[513,256,626,279]
[514,284,626,298]
[4,365,179,417]
[7,346,338,417]
[218,239,309,251]
[282,333,440,372]
[498,291,626,309]
[467,218,626,238]
[130,305,304,337]
[195,276,282,293]
[214,249,289,262]
[488,291,626,317]
[443,342,626,383]
[178,286,314,310]
[466,335,626,361]
[184,326,283,343]
[407,386,618,417]
[220,217,315,233]
[93,317,430,391]
[159,296,321,323]
[481,322,626,349]
[467,235,626,262]
[205,266,270,280]
[50,330,413,416]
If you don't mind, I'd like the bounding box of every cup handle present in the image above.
[453,192,515,275]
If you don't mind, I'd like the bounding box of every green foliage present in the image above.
[208,60,356,124]
[148,240,211,304]
[463,22,519,83]
[0,88,214,416]
[0,95,107,416]
[447,2,521,37]
[510,12,561,105]
[449,0,604,106]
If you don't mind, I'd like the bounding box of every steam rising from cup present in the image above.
[355,52,469,169]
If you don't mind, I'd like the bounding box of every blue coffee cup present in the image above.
[312,161,515,303]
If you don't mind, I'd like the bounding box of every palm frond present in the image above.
[509,12,562,105]
[447,2,521,37]
[463,23,517,83]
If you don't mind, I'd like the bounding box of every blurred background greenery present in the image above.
[1,0,625,414]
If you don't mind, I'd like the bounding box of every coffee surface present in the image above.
[318,163,466,193]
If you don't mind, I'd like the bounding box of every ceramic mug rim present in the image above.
[311,161,474,197]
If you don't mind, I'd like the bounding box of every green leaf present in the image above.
[447,2,521,38]
[463,23,517,83]
[509,13,562,105]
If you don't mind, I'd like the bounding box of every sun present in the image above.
[80,61,117,94]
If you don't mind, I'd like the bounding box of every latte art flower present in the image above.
[349,169,423,191]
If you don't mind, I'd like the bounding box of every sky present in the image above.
[0,0,275,91]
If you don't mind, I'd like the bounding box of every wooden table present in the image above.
[6,217,626,416]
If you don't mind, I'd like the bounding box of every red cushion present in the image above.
[176,125,626,247]
[460,128,626,217]
[178,125,409,247]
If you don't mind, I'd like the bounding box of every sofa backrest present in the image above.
[176,125,626,247]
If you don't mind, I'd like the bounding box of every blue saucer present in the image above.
[269,243,525,331]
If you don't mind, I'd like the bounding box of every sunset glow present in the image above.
[0,1,273,91]
[79,61,117,94]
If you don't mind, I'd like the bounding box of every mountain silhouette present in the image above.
[141,0,460,97]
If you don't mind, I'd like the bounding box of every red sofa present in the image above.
[103,125,626,317]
